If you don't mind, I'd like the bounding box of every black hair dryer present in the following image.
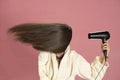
[88,31,110,61]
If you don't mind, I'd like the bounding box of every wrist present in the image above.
[99,57,105,64]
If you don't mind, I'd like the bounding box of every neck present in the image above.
[56,53,64,59]
[56,53,64,68]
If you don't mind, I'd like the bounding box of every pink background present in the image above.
[0,0,120,80]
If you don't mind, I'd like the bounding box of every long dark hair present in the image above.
[8,23,72,53]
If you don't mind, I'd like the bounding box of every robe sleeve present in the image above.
[75,51,109,80]
[38,51,50,80]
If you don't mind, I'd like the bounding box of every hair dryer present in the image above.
[88,31,110,61]
[88,31,110,43]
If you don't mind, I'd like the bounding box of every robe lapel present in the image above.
[56,46,72,79]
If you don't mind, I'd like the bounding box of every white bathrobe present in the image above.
[38,46,109,80]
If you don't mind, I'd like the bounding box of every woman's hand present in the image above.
[100,41,110,63]
[101,41,110,56]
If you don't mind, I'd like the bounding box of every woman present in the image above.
[8,23,110,80]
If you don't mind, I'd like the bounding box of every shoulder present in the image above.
[69,50,88,63]
[69,50,85,60]
[70,50,83,57]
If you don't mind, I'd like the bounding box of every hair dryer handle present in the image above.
[102,39,108,61]
[103,50,108,61]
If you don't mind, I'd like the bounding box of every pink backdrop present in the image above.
[0,0,120,80]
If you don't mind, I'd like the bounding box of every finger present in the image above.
[102,46,110,54]
[104,41,108,43]
[102,42,109,47]
[103,47,108,50]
